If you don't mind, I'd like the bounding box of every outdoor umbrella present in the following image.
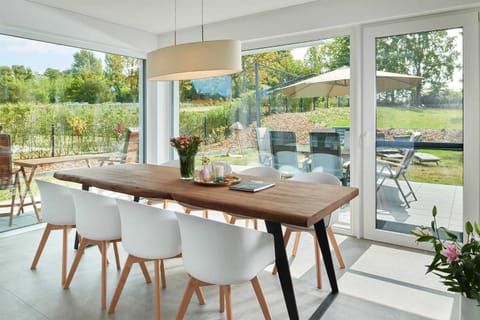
[281,66,422,98]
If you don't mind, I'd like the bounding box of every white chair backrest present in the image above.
[36,180,75,226]
[175,213,274,285]
[290,172,342,226]
[240,166,281,179]
[116,199,181,259]
[70,188,121,241]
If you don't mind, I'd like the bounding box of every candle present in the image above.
[214,165,224,182]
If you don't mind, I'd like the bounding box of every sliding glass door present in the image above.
[363,12,479,246]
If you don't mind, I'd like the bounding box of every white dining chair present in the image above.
[63,188,123,309]
[272,172,346,289]
[175,213,275,320]
[225,166,281,229]
[109,199,191,320]
[30,180,76,285]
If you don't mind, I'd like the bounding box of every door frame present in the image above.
[360,11,479,246]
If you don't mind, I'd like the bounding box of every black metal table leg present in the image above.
[308,219,339,319]
[314,219,338,293]
[265,220,299,320]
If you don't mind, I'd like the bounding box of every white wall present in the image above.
[0,0,156,58]
[171,0,480,50]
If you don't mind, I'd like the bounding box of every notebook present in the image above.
[229,180,275,192]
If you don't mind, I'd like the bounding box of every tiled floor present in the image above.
[0,203,461,320]
[377,180,462,232]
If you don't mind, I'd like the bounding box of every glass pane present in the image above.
[375,28,463,236]
[0,34,142,232]
[179,36,352,229]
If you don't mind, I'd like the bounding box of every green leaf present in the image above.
[439,227,458,241]
[474,222,480,236]
[465,221,473,235]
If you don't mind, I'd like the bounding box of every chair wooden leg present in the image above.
[64,237,88,289]
[154,260,162,320]
[245,219,250,228]
[101,240,108,309]
[312,233,322,289]
[327,227,345,268]
[139,261,152,283]
[223,213,231,223]
[8,184,17,226]
[160,259,166,288]
[176,277,198,320]
[30,224,53,270]
[184,207,191,214]
[253,219,258,230]
[225,285,233,320]
[292,232,302,256]
[251,276,272,320]
[61,226,71,285]
[113,241,121,270]
[108,255,135,313]
[195,287,206,305]
[202,210,208,219]
[219,285,225,313]
[229,217,237,225]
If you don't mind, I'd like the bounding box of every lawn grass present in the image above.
[408,149,463,185]
[376,106,462,129]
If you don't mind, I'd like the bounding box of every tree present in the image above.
[71,50,103,76]
[104,54,139,102]
[65,72,112,104]
[304,37,350,74]
[376,30,460,106]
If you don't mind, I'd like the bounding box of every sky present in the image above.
[0,34,104,74]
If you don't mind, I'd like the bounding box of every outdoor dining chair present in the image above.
[255,127,272,166]
[309,132,345,184]
[175,213,274,320]
[269,130,303,176]
[30,180,76,285]
[376,148,418,208]
[0,133,22,226]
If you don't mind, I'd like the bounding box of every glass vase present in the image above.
[179,153,195,180]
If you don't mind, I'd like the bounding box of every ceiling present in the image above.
[28,0,317,34]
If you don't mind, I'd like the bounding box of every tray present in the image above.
[193,175,241,186]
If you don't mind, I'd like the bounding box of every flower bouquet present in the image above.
[411,206,480,306]
[169,135,202,180]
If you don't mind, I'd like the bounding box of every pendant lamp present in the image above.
[147,0,242,81]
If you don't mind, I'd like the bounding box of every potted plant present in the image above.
[411,206,480,319]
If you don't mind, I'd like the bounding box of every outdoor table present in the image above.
[14,153,111,220]
[54,163,358,319]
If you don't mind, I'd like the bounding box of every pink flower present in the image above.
[441,243,460,263]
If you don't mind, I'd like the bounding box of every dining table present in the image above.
[53,163,359,319]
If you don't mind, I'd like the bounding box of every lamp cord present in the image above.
[201,0,204,42]
[174,0,177,45]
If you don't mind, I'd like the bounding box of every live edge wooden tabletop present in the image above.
[54,163,359,227]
